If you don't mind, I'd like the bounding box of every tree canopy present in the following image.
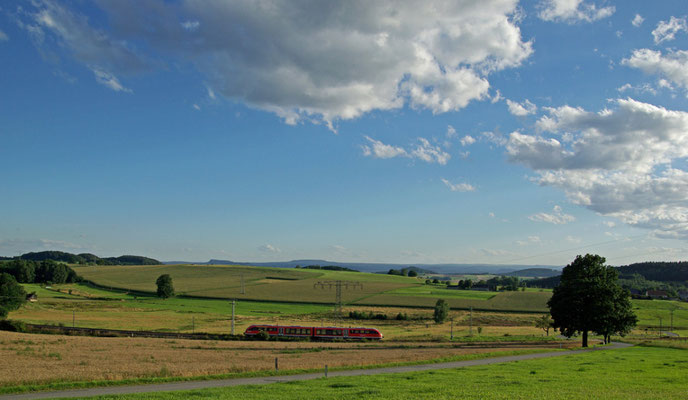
[433,299,449,324]
[0,273,27,319]
[156,274,175,299]
[548,254,636,347]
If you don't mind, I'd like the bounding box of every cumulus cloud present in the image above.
[623,49,688,92]
[361,136,407,159]
[18,0,533,127]
[441,178,476,192]
[258,244,281,253]
[412,138,451,165]
[508,99,688,238]
[529,205,576,224]
[632,14,644,27]
[446,125,457,139]
[651,16,687,44]
[537,0,615,23]
[363,136,450,165]
[506,99,537,116]
[460,135,476,146]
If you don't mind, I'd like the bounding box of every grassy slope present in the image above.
[632,299,688,336]
[74,346,688,400]
[72,264,551,311]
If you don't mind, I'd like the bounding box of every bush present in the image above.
[0,319,26,332]
[395,312,409,320]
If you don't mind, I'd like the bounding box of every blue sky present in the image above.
[2,0,688,266]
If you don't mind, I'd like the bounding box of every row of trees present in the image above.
[388,268,418,277]
[0,259,80,285]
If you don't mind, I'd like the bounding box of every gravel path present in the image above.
[1,342,632,400]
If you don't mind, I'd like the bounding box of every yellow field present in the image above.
[0,331,574,388]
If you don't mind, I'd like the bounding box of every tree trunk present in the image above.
[582,330,588,347]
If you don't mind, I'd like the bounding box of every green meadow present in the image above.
[72,346,688,400]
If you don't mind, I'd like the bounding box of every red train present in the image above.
[244,325,383,340]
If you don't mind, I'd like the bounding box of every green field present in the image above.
[72,346,688,399]
[71,264,550,312]
[631,299,688,336]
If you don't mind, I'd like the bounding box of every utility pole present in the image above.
[450,317,454,340]
[314,281,363,315]
[469,307,473,336]
[231,299,236,335]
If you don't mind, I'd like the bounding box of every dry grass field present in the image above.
[0,330,574,389]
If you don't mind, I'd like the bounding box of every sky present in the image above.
[1,0,688,266]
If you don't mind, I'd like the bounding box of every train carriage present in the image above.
[244,325,382,340]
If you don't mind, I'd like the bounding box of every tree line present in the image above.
[0,259,81,285]
[3,251,161,266]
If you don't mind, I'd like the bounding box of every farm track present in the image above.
[0,342,633,400]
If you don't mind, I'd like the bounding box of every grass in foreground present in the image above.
[76,346,688,400]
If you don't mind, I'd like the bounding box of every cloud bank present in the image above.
[18,0,533,128]
[507,98,688,238]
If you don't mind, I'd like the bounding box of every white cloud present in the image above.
[21,0,533,128]
[506,99,537,116]
[441,178,475,192]
[91,67,132,92]
[0,30,8,41]
[537,0,615,23]
[566,235,582,243]
[481,131,508,146]
[460,135,476,146]
[652,16,687,44]
[508,99,688,238]
[193,104,201,111]
[632,14,644,27]
[529,205,576,224]
[603,221,616,227]
[623,49,688,92]
[181,20,200,32]
[362,135,451,165]
[361,136,407,159]
[617,82,657,95]
[488,212,496,218]
[258,244,281,253]
[17,0,147,91]
[412,138,451,165]
[516,236,542,245]
[491,89,504,104]
[446,125,457,139]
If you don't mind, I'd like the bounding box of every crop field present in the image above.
[71,264,550,312]
[0,330,570,392]
[74,345,688,400]
[11,283,549,339]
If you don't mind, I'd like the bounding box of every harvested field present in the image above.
[0,331,575,388]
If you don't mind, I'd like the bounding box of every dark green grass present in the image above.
[73,346,688,400]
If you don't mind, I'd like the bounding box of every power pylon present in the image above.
[314,280,363,314]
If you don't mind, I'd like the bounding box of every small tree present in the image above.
[156,274,175,299]
[535,314,554,336]
[408,270,418,277]
[433,299,449,324]
[0,273,27,319]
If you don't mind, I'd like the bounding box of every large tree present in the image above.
[0,273,27,319]
[548,254,637,347]
[156,274,175,299]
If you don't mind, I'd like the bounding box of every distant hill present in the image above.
[16,251,161,265]
[617,261,688,282]
[166,259,560,275]
[506,268,560,278]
